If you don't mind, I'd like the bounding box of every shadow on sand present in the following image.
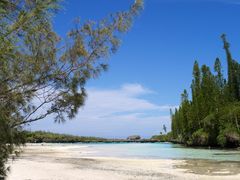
[175,159,240,176]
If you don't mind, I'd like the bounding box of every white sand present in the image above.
[7,144,240,180]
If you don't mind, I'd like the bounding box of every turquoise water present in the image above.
[70,143,240,161]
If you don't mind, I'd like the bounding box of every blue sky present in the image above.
[29,0,240,138]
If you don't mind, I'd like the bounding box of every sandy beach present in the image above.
[7,144,240,180]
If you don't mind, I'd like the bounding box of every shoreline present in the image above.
[7,144,240,180]
[26,142,240,151]
[25,131,240,149]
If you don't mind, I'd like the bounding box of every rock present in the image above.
[127,135,141,141]
[225,132,240,147]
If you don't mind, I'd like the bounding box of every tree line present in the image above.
[25,131,108,143]
[171,35,240,148]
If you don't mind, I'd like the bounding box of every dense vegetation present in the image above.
[151,132,172,142]
[25,131,163,143]
[171,35,240,148]
[25,131,107,143]
[0,0,143,177]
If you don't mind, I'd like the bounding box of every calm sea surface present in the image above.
[52,143,240,161]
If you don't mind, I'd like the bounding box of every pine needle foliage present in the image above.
[171,35,240,148]
[0,0,143,177]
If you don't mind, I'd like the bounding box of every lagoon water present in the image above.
[9,143,240,179]
[60,142,240,162]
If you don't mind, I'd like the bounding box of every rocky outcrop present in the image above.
[225,132,240,147]
[127,135,141,141]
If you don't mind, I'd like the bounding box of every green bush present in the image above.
[151,132,172,142]
[217,125,240,147]
[190,129,209,146]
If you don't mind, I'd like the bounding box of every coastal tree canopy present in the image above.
[171,35,240,148]
[0,0,143,177]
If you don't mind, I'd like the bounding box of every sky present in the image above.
[29,0,240,138]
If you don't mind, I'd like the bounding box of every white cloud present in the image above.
[79,84,175,119]
[121,83,154,96]
[29,83,176,138]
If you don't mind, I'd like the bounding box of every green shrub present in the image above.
[190,129,209,146]
[151,132,172,142]
[217,124,240,147]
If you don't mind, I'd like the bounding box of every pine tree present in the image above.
[0,0,143,177]
[221,34,240,101]
[171,35,240,147]
[214,58,225,91]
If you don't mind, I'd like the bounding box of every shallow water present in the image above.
[24,143,240,176]
[58,142,240,161]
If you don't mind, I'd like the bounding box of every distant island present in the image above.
[25,131,163,143]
